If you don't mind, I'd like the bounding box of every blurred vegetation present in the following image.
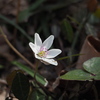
[0,0,100,100]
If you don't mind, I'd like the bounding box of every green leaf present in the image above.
[11,72,30,100]
[61,19,74,43]
[28,89,46,100]
[6,70,19,87]
[83,57,100,80]
[89,14,100,24]
[18,9,32,22]
[60,57,100,81]
[93,7,100,18]
[18,0,45,22]
[67,15,80,25]
[0,14,33,41]
[41,17,50,37]
[60,69,93,81]
[12,61,47,86]
[94,73,100,80]
[83,57,100,75]
[0,65,4,69]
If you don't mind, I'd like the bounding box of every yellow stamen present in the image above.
[38,51,46,57]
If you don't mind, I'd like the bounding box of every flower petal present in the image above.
[46,49,62,58]
[29,42,39,54]
[35,33,42,47]
[34,53,42,60]
[41,58,58,66]
[34,54,58,66]
[42,35,54,50]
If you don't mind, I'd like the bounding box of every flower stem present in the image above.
[34,60,40,79]
[0,26,35,69]
[57,53,84,60]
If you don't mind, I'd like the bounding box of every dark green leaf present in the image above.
[12,61,47,86]
[41,18,50,37]
[18,0,45,22]
[0,64,4,69]
[11,72,30,100]
[0,14,33,41]
[28,89,45,100]
[61,19,74,43]
[7,70,18,87]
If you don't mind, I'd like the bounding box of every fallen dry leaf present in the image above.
[76,35,100,69]
[87,0,98,12]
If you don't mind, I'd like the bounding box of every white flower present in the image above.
[29,33,62,66]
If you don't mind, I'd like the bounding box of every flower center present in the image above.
[37,51,47,57]
[37,47,47,57]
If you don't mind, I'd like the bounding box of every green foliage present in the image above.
[7,70,23,87]
[28,83,54,100]
[11,72,30,100]
[93,7,100,18]
[60,57,100,81]
[18,0,45,22]
[89,14,100,24]
[1,0,100,99]
[0,64,4,69]
[61,19,74,43]
[60,69,92,81]
[18,0,81,23]
[12,61,47,86]
[0,14,33,41]
[7,63,50,100]
[28,89,46,100]
[83,57,100,75]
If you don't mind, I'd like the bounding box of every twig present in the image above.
[13,0,21,40]
[0,27,36,69]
